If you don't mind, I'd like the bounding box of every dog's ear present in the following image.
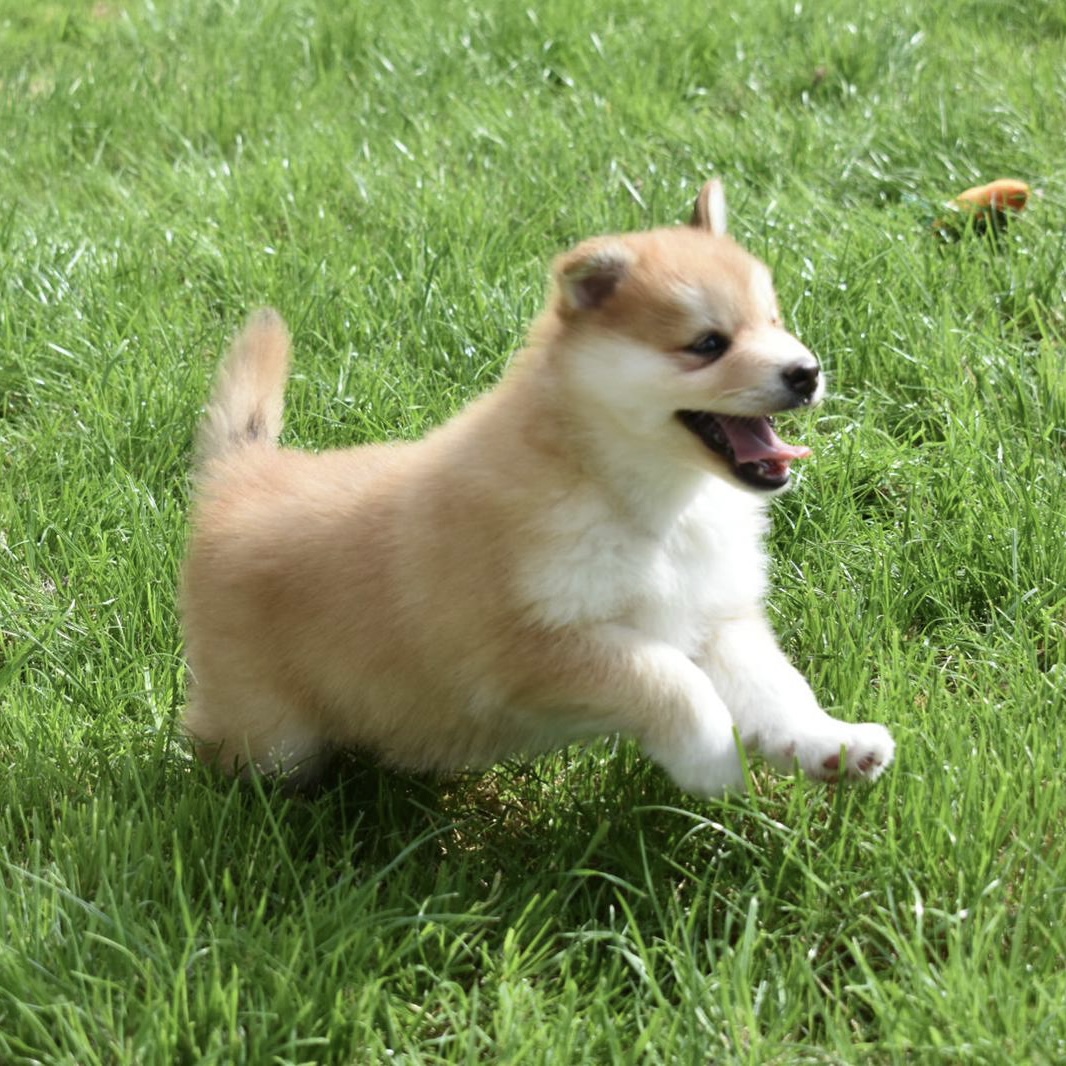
[690,179,728,236]
[555,240,633,312]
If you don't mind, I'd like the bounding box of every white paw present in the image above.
[646,727,747,798]
[774,722,895,783]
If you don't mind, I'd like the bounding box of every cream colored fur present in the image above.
[181,181,894,794]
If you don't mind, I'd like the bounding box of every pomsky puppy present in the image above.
[181,180,895,795]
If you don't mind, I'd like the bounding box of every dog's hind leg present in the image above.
[184,680,329,784]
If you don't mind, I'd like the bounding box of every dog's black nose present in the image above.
[782,362,820,400]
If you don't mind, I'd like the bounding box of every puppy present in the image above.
[181,180,895,795]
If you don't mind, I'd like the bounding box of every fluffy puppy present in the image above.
[181,180,894,794]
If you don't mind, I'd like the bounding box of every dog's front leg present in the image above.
[530,624,746,797]
[697,616,895,782]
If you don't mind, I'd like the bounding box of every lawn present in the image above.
[1,0,1065,1061]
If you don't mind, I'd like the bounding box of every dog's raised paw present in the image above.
[779,722,895,783]
[821,723,895,782]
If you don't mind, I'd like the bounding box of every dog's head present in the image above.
[548,180,823,494]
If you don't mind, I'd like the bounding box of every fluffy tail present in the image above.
[194,308,292,475]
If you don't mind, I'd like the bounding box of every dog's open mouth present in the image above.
[677,411,812,490]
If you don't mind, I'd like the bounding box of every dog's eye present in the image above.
[685,332,731,359]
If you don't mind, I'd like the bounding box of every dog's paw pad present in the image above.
[855,752,881,775]
[837,724,894,782]
[781,723,894,784]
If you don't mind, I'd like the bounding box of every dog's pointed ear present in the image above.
[690,179,728,236]
[555,240,633,312]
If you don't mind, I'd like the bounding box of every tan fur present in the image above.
[182,182,895,791]
[194,308,291,473]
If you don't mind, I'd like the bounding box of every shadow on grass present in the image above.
[185,741,868,951]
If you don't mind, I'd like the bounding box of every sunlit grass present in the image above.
[2,0,1065,1061]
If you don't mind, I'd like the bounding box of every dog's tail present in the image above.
[194,308,292,476]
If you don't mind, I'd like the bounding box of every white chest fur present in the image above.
[516,478,769,653]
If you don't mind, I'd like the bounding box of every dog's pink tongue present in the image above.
[717,416,812,464]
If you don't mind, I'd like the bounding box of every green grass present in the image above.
[2,0,1065,1061]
